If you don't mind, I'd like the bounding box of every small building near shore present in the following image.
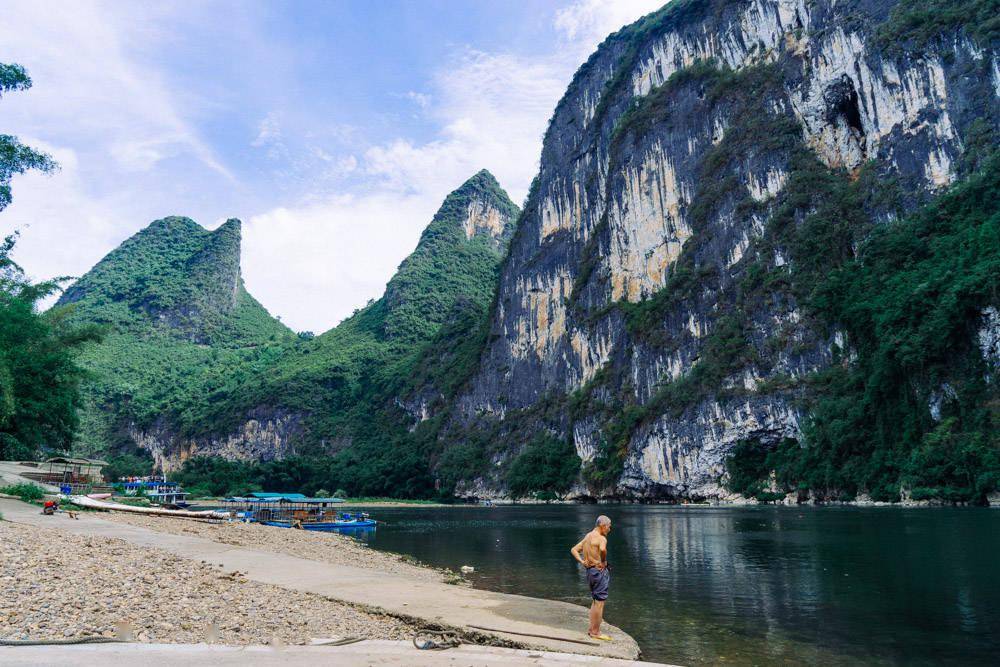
[38,457,108,484]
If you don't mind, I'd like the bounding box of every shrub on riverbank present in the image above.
[0,482,45,503]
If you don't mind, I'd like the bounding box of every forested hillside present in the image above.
[57,217,293,463]
[62,171,520,496]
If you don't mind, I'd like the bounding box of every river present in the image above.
[347,504,998,666]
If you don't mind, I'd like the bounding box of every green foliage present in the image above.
[0,62,55,212]
[0,483,45,503]
[506,434,581,498]
[724,439,776,499]
[401,295,495,400]
[876,0,1000,53]
[381,170,518,343]
[903,419,1000,502]
[0,63,32,95]
[0,236,102,460]
[435,422,497,494]
[725,155,1000,503]
[172,457,262,498]
[581,437,625,494]
[102,450,154,482]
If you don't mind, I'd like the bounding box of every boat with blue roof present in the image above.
[221,492,376,531]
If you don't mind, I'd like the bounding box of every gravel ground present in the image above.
[98,512,443,580]
[0,520,416,644]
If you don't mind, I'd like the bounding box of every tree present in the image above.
[0,63,99,459]
[1,62,56,212]
[0,233,102,459]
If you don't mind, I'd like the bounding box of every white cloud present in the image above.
[3,138,141,305]
[405,91,432,109]
[0,1,234,182]
[243,0,664,331]
[554,0,662,46]
[252,112,284,149]
[242,191,441,332]
[3,0,665,333]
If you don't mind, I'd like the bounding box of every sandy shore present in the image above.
[99,512,445,579]
[0,519,416,644]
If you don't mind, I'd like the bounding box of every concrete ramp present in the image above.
[1,640,673,666]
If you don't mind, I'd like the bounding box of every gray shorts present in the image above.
[586,566,610,601]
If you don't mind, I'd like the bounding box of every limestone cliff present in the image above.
[448,0,1000,499]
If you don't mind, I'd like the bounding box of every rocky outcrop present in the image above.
[128,407,304,473]
[449,0,1000,499]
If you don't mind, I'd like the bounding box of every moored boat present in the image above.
[221,492,375,531]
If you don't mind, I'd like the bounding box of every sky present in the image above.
[1,0,663,333]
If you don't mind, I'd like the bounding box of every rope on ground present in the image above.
[0,636,126,646]
[311,636,366,646]
[412,628,462,650]
[466,624,601,647]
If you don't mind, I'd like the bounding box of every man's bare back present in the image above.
[572,529,607,569]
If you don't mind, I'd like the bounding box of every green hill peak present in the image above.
[57,215,278,345]
[380,172,520,341]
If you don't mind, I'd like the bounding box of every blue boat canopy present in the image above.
[224,493,345,504]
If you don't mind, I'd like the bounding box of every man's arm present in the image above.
[597,536,608,569]
[570,539,586,565]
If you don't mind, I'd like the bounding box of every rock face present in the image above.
[450,0,1000,499]
[128,407,304,473]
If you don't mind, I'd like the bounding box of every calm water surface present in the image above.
[345,505,998,666]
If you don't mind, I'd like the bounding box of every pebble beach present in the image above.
[0,518,417,645]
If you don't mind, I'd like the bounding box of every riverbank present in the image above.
[0,499,641,660]
[0,519,414,644]
[99,512,453,580]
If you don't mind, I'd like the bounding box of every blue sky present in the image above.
[2,0,662,332]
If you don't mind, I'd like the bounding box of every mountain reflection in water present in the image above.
[353,504,999,666]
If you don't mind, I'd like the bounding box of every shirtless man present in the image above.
[570,515,612,640]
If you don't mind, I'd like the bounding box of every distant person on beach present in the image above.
[570,515,612,641]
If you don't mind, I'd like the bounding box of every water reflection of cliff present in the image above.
[364,506,999,666]
[614,507,998,666]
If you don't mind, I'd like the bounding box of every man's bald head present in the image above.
[596,515,611,534]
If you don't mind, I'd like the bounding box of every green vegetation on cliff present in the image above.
[876,0,1000,52]
[744,156,998,503]
[68,170,520,499]
[60,216,293,454]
